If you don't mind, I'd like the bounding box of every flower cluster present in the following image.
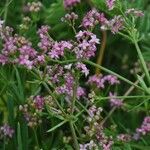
[106,0,116,10]
[37,25,53,52]
[109,92,123,108]
[96,126,114,150]
[0,26,37,68]
[26,1,42,12]
[87,74,120,89]
[62,12,78,22]
[125,8,144,17]
[135,116,150,137]
[0,124,14,139]
[49,41,73,59]
[80,140,98,150]
[19,96,45,127]
[82,9,108,29]
[83,105,114,150]
[75,30,100,59]
[63,0,80,9]
[56,72,85,99]
[117,133,131,142]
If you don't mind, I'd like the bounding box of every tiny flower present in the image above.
[0,19,4,28]
[63,0,80,9]
[106,0,116,10]
[0,124,14,138]
[125,8,144,17]
[136,116,150,136]
[76,62,89,76]
[109,92,123,108]
[33,95,45,110]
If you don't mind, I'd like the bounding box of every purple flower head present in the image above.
[136,116,150,136]
[77,87,86,99]
[17,55,33,69]
[106,0,116,10]
[76,62,89,76]
[0,54,8,65]
[75,31,99,59]
[109,15,124,34]
[62,12,78,22]
[0,124,14,138]
[48,41,72,59]
[103,75,120,85]
[33,95,45,110]
[87,74,105,89]
[63,0,80,9]
[37,25,53,52]
[82,9,108,29]
[117,134,131,142]
[109,92,123,108]
[125,8,144,17]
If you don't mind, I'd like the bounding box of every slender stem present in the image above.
[4,0,9,25]
[69,121,79,150]
[84,60,143,91]
[3,136,6,150]
[134,40,150,85]
[71,74,79,114]
[96,30,107,74]
[97,95,150,101]
[33,128,40,150]
[43,82,66,115]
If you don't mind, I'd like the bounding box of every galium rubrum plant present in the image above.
[0,0,150,149]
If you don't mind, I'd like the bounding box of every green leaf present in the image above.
[47,120,67,133]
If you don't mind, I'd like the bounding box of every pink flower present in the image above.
[103,75,120,85]
[0,124,14,138]
[136,116,150,135]
[106,0,116,10]
[76,62,89,76]
[48,41,72,59]
[88,75,105,88]
[63,0,80,9]
[0,54,8,65]
[77,87,85,99]
[33,96,45,110]
[125,8,144,17]
[75,31,99,59]
[109,92,123,108]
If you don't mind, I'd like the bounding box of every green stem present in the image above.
[97,95,150,100]
[33,128,40,150]
[134,41,150,85]
[42,82,66,115]
[4,0,9,25]
[83,60,143,91]
[71,74,79,114]
[3,136,6,150]
[69,121,79,150]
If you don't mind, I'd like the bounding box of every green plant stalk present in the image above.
[97,95,150,100]
[4,0,9,25]
[69,121,79,150]
[3,136,6,150]
[71,73,79,114]
[33,128,40,150]
[42,82,66,115]
[83,60,143,90]
[134,40,150,85]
